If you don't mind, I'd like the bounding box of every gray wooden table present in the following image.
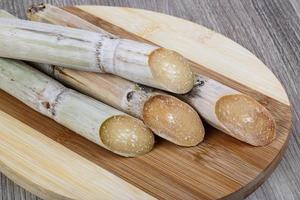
[0,0,299,199]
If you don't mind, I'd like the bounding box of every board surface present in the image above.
[0,6,292,200]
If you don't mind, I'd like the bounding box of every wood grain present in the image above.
[0,107,154,200]
[0,4,293,200]
[0,1,299,200]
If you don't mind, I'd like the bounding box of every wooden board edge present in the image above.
[222,123,292,199]
[0,160,72,200]
[0,110,155,200]
[0,5,292,200]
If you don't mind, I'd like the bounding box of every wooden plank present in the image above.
[0,1,299,200]
[77,6,288,104]
[0,4,292,200]
[0,109,154,200]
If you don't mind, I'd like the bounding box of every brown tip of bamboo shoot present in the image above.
[149,48,194,94]
[215,94,276,146]
[100,115,155,157]
[143,94,205,146]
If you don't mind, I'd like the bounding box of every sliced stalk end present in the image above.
[100,115,155,157]
[27,3,46,20]
[143,94,205,146]
[215,94,276,146]
[149,48,194,94]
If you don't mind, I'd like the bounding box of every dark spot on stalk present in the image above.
[185,86,202,98]
[194,75,207,87]
[184,76,207,98]
[56,34,65,41]
[42,101,50,109]
[136,84,154,93]
[10,78,14,81]
[28,3,46,15]
[51,110,56,116]
[127,91,135,102]
[195,80,205,87]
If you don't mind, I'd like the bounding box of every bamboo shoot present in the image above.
[181,75,276,146]
[0,58,154,157]
[0,14,194,94]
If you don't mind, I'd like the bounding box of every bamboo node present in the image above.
[95,40,103,72]
[50,88,70,116]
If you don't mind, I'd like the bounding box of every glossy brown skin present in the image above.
[215,94,276,146]
[143,94,205,146]
[149,48,194,94]
[100,115,155,157]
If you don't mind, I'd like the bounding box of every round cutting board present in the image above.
[0,6,292,200]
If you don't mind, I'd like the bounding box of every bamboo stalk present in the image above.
[0,57,154,157]
[21,7,206,147]
[33,63,205,146]
[180,75,276,146]
[0,9,194,94]
[26,5,276,146]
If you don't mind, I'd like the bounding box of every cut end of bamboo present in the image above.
[27,3,46,20]
[149,48,194,94]
[100,115,155,157]
[215,94,276,146]
[143,94,205,146]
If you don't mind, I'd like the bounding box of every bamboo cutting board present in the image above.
[0,6,292,200]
